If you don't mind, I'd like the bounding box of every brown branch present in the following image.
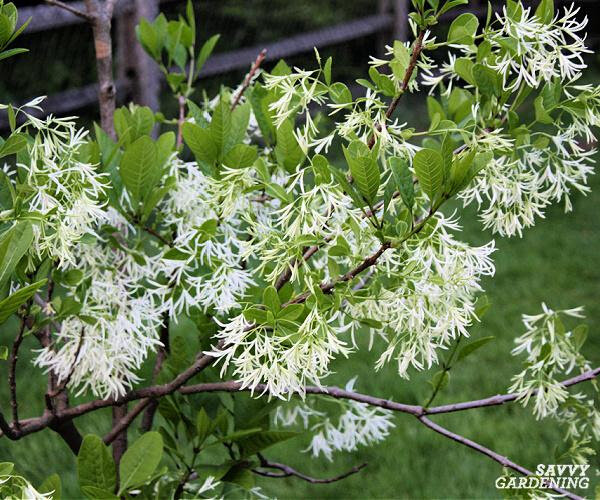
[417,416,583,500]
[112,404,128,471]
[104,399,152,445]
[140,318,170,432]
[285,242,392,305]
[426,366,600,415]
[254,454,367,484]
[4,366,600,444]
[176,94,186,150]
[44,0,94,21]
[367,30,425,149]
[8,315,28,430]
[231,48,267,111]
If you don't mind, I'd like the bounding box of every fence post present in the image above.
[116,0,161,111]
[393,0,409,42]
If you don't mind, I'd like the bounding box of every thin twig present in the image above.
[367,30,425,149]
[104,399,152,445]
[47,328,85,398]
[417,416,582,500]
[231,48,267,111]
[8,315,28,430]
[176,95,186,149]
[140,317,170,432]
[44,0,94,21]
[254,454,367,484]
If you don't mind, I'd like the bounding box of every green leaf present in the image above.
[275,120,305,173]
[222,144,257,168]
[0,14,12,47]
[0,47,28,61]
[249,85,275,145]
[474,294,491,319]
[209,99,231,157]
[182,123,218,164]
[0,171,15,210]
[196,408,212,446]
[572,324,588,350]
[0,222,34,289]
[323,56,332,85]
[81,486,118,500]
[328,82,352,105]
[0,462,13,475]
[0,132,27,158]
[136,18,161,59]
[195,34,220,76]
[0,346,8,360]
[119,136,159,204]
[535,0,554,24]
[390,41,410,80]
[222,463,255,490]
[413,149,443,203]
[118,432,163,494]
[457,336,495,362]
[39,474,61,500]
[454,58,475,85]
[263,286,280,313]
[77,435,116,494]
[243,307,268,325]
[438,0,468,17]
[534,95,553,124]
[447,13,479,45]
[472,64,501,97]
[226,102,251,154]
[238,430,299,458]
[278,304,304,321]
[389,156,414,211]
[344,141,380,204]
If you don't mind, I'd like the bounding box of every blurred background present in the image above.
[2,1,600,498]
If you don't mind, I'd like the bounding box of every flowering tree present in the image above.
[0,0,599,497]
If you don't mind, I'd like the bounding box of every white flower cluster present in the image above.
[209,310,352,399]
[348,213,495,376]
[36,161,259,398]
[274,378,395,460]
[489,4,590,91]
[509,303,590,419]
[159,161,256,315]
[16,114,108,268]
[35,209,165,397]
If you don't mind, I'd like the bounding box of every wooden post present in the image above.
[116,0,160,111]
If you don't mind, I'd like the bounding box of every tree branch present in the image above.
[416,416,583,500]
[140,318,170,432]
[253,454,367,484]
[367,30,425,149]
[44,0,95,21]
[231,48,267,111]
[85,0,117,138]
[104,398,152,445]
[8,315,28,430]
